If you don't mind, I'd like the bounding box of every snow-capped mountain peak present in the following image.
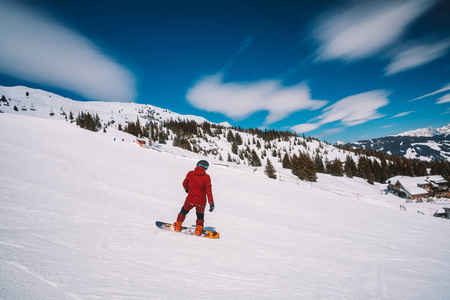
[394,123,450,137]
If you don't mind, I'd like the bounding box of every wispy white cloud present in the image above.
[410,82,450,101]
[390,111,414,118]
[436,93,450,104]
[237,36,254,55]
[220,36,254,72]
[318,127,346,137]
[291,123,320,134]
[314,0,436,62]
[291,90,389,133]
[0,0,136,102]
[383,125,393,128]
[386,40,450,75]
[316,91,389,125]
[186,74,327,125]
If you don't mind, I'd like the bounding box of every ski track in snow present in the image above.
[1,113,450,299]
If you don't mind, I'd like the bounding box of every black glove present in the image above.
[209,203,215,212]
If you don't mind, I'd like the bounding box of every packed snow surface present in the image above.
[1,114,450,299]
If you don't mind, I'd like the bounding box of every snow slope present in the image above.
[0,84,367,177]
[0,85,215,126]
[1,114,450,299]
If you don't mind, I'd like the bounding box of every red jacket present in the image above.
[183,166,214,206]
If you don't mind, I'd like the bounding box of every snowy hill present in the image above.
[2,112,450,297]
[0,85,365,177]
[2,84,448,182]
[0,85,213,126]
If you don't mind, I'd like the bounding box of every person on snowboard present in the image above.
[173,160,215,236]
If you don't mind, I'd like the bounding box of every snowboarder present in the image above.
[173,160,215,236]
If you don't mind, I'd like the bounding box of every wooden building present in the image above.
[386,175,449,201]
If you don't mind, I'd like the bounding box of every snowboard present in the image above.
[155,221,220,239]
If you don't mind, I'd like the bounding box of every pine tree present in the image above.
[358,157,375,184]
[328,159,344,177]
[235,133,243,145]
[175,138,191,151]
[271,149,277,157]
[291,154,299,177]
[380,159,391,182]
[344,162,353,178]
[265,158,277,179]
[227,130,234,143]
[76,112,101,132]
[372,160,382,183]
[282,153,292,169]
[239,150,244,160]
[412,160,427,177]
[172,137,179,147]
[293,152,317,181]
[250,149,262,167]
[344,155,357,178]
[302,153,317,181]
[231,141,238,154]
[314,153,325,173]
[366,165,376,184]
[404,159,414,177]
[356,156,367,178]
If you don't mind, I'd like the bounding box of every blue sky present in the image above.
[0,0,449,143]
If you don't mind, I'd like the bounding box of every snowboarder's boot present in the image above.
[173,221,183,232]
[195,225,203,236]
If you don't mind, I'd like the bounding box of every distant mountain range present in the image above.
[348,124,450,162]
[393,124,450,137]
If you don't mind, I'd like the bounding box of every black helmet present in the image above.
[197,160,209,170]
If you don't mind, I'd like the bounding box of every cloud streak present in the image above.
[186,74,327,125]
[0,0,136,102]
[386,40,450,75]
[410,82,450,101]
[314,0,436,62]
[390,111,414,118]
[291,90,389,133]
[436,94,450,104]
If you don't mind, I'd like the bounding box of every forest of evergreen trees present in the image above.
[335,144,450,183]
[90,116,450,184]
[76,112,101,132]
